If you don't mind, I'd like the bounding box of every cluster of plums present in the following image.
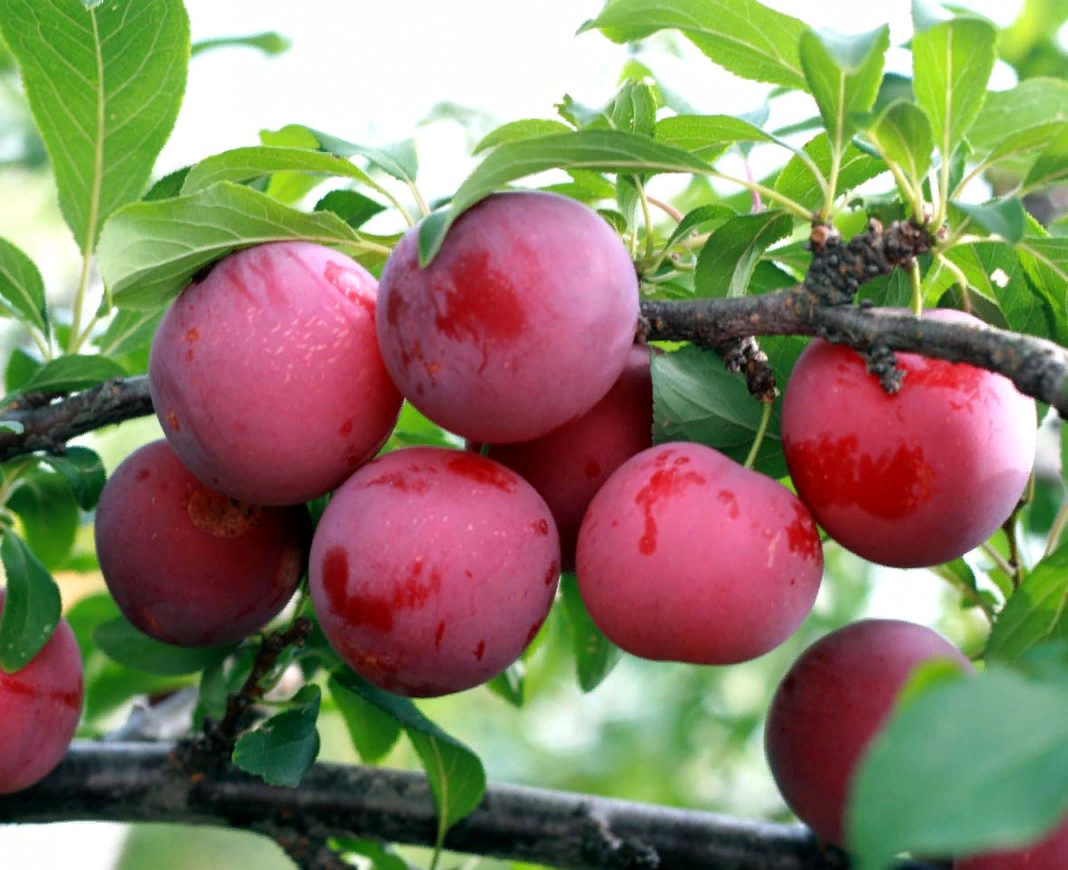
[0,190,1052,864]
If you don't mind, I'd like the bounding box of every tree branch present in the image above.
[0,742,949,870]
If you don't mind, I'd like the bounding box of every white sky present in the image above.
[3,0,1030,866]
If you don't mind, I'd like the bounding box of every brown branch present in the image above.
[0,742,949,870]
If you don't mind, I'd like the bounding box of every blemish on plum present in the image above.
[717,489,740,520]
[135,469,151,482]
[186,488,261,538]
[786,502,822,561]
[474,640,486,661]
[391,561,441,610]
[366,470,432,495]
[531,518,550,536]
[432,250,528,348]
[339,419,354,436]
[435,621,446,650]
[633,455,706,555]
[544,560,559,586]
[185,328,200,342]
[166,410,181,431]
[446,453,517,492]
[324,261,375,316]
[0,675,86,710]
[322,547,395,634]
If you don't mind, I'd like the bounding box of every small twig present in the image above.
[715,336,777,402]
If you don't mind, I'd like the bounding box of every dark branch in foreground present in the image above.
[0,742,947,870]
[0,290,1062,467]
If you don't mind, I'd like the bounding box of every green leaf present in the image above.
[3,354,126,406]
[418,130,710,263]
[695,212,794,299]
[191,31,291,58]
[332,670,486,837]
[654,114,778,161]
[486,661,525,707]
[1016,236,1068,340]
[328,674,403,763]
[335,840,411,870]
[97,182,366,310]
[953,199,1027,244]
[233,685,321,787]
[307,128,418,184]
[0,531,61,672]
[473,119,573,154]
[986,544,1068,660]
[313,189,387,230]
[652,345,787,479]
[8,468,78,569]
[93,614,235,675]
[0,0,189,250]
[848,666,1068,867]
[912,18,998,164]
[0,237,48,337]
[968,78,1068,155]
[800,26,889,151]
[561,573,622,692]
[980,122,1068,176]
[182,146,387,197]
[95,308,164,357]
[865,99,934,189]
[580,0,809,91]
[1023,124,1068,191]
[143,167,191,202]
[607,80,658,137]
[662,203,736,250]
[40,446,106,511]
[776,133,885,212]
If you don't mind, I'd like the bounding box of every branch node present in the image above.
[716,336,778,402]
[864,344,906,394]
[581,816,661,869]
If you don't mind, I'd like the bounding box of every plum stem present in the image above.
[743,400,774,471]
[909,260,923,316]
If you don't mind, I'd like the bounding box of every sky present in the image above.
[3,0,1030,866]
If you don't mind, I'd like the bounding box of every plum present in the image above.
[954,817,1068,868]
[480,344,653,570]
[308,446,560,697]
[781,309,1036,568]
[575,442,823,665]
[0,590,83,794]
[149,241,403,505]
[375,191,639,443]
[765,618,973,846]
[94,439,311,647]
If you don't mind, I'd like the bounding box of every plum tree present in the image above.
[575,442,823,665]
[308,446,560,697]
[478,344,654,570]
[149,241,403,505]
[765,619,974,846]
[94,440,312,647]
[375,191,640,443]
[781,310,1037,568]
[954,816,1068,868]
[0,591,82,795]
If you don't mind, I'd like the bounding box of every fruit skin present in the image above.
[781,309,1036,569]
[575,441,823,665]
[94,439,311,647]
[765,618,973,846]
[0,590,83,794]
[149,241,403,505]
[309,446,560,697]
[954,817,1068,868]
[480,344,653,571]
[375,190,640,443]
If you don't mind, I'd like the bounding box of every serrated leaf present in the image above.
[40,446,106,511]
[329,674,403,762]
[332,670,486,837]
[313,189,387,230]
[418,130,710,263]
[232,685,321,787]
[865,99,934,189]
[980,122,1068,176]
[695,212,794,299]
[0,0,188,250]
[986,545,1068,660]
[93,614,235,675]
[968,78,1068,155]
[308,128,417,184]
[912,18,997,165]
[652,345,787,478]
[776,132,885,212]
[143,167,191,202]
[607,80,657,137]
[0,530,60,672]
[661,203,736,253]
[952,199,1026,244]
[1016,237,1068,339]
[2,354,126,406]
[9,468,78,569]
[561,573,621,692]
[0,237,48,337]
[654,114,778,161]
[580,0,808,91]
[95,307,164,358]
[191,31,291,58]
[1023,124,1068,192]
[848,667,1068,868]
[473,119,573,154]
[800,26,889,153]
[97,182,366,310]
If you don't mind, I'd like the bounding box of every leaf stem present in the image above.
[406,181,431,219]
[980,540,1015,579]
[709,170,814,220]
[931,564,996,620]
[934,253,973,314]
[743,401,774,471]
[646,196,683,222]
[909,259,924,316]
[637,180,656,260]
[1045,497,1068,558]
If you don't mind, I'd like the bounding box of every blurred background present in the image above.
[0,0,1060,867]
